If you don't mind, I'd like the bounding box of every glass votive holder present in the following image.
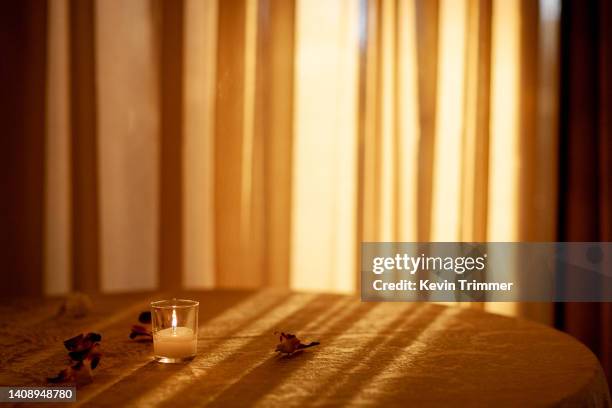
[151,299,199,363]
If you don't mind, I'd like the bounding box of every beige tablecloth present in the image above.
[0,290,610,407]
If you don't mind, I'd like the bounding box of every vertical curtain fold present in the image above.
[182,0,217,289]
[45,0,71,295]
[96,0,160,292]
[414,0,439,242]
[0,0,47,296]
[460,0,490,242]
[558,0,612,382]
[256,0,295,287]
[69,0,100,293]
[158,0,185,291]
[291,0,359,293]
[214,0,250,287]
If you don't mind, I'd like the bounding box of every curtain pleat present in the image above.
[96,0,160,292]
[558,0,612,382]
[158,0,185,291]
[183,0,217,289]
[45,0,72,295]
[460,0,490,242]
[69,0,100,293]
[414,0,439,242]
[214,0,253,287]
[291,0,360,292]
[599,0,612,382]
[256,0,295,287]
[431,0,468,242]
[0,0,47,297]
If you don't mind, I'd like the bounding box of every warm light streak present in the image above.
[45,0,71,295]
[240,0,257,251]
[485,0,521,317]
[378,0,397,240]
[431,0,468,241]
[257,303,417,406]
[349,307,461,405]
[183,0,217,288]
[487,0,520,242]
[171,308,178,333]
[396,0,420,241]
[96,0,159,292]
[291,0,359,293]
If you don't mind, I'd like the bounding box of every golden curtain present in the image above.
[40,0,560,322]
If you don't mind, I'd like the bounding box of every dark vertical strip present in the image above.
[69,0,99,293]
[598,0,612,380]
[518,0,539,240]
[557,0,604,376]
[415,0,439,241]
[158,0,184,291]
[215,0,247,287]
[0,0,47,296]
[555,0,571,334]
[257,0,295,287]
[598,0,612,244]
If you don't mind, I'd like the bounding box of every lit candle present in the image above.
[153,310,196,361]
[151,299,199,363]
[153,327,197,359]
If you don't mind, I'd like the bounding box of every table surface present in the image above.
[0,290,610,407]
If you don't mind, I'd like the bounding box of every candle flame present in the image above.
[171,309,177,334]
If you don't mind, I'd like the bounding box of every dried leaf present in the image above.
[130,325,153,342]
[130,311,153,342]
[48,332,102,385]
[138,311,151,324]
[64,332,101,353]
[274,332,319,355]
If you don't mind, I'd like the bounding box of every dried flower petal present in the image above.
[64,332,102,352]
[130,311,153,342]
[274,332,319,355]
[138,311,152,324]
[130,325,153,342]
[48,332,102,385]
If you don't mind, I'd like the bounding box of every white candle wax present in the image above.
[153,327,197,359]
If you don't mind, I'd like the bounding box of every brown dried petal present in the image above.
[138,311,152,324]
[64,332,101,352]
[274,332,319,354]
[49,333,102,384]
[130,325,153,342]
[67,342,98,362]
[64,334,84,351]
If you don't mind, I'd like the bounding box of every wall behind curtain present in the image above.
[3,0,561,326]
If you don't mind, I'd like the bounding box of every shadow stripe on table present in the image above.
[73,291,271,406]
[132,294,339,407]
[250,301,419,406]
[256,303,440,407]
[76,291,299,407]
[3,296,156,376]
[203,299,386,407]
[348,306,461,406]
[315,305,445,405]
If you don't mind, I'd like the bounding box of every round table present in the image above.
[0,290,609,407]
